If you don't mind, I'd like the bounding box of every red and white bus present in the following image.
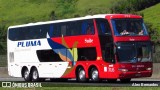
[7,14,153,82]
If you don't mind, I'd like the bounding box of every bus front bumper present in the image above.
[118,70,152,79]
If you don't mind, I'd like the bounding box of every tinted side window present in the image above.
[81,19,95,35]
[51,23,67,37]
[9,24,49,41]
[103,43,115,63]
[51,23,61,37]
[78,47,97,61]
[67,21,82,36]
[96,19,111,35]
[9,19,95,40]
[36,47,97,62]
[9,28,21,41]
[51,19,95,37]
[36,49,62,62]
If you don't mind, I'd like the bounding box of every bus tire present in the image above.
[76,67,87,82]
[120,78,131,83]
[31,68,40,82]
[90,67,99,82]
[23,68,31,82]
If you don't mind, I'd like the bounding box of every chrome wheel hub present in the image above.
[24,70,29,78]
[33,71,38,80]
[79,70,85,80]
[92,70,98,81]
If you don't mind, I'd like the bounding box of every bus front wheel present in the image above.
[90,67,99,82]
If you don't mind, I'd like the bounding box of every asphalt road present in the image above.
[0,77,160,87]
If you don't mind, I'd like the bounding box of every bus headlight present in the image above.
[146,67,152,71]
[118,68,128,72]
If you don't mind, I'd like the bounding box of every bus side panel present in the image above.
[8,63,22,77]
[8,40,22,77]
[38,62,69,78]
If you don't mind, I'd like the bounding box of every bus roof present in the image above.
[8,14,142,29]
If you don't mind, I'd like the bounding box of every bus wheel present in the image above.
[31,68,39,82]
[23,69,31,81]
[77,67,87,82]
[120,78,131,83]
[90,67,99,82]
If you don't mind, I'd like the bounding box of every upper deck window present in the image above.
[96,19,111,36]
[111,19,148,36]
[8,19,95,41]
[51,19,95,37]
[8,25,49,41]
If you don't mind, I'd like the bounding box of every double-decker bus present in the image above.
[7,14,153,82]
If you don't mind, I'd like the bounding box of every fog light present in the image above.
[118,68,128,72]
[146,68,152,71]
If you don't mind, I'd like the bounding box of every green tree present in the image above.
[0,25,7,54]
[145,22,159,43]
[54,0,78,19]
[111,0,159,13]
[50,10,56,20]
[0,25,6,42]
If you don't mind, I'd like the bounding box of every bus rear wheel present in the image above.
[76,67,88,82]
[23,69,31,81]
[90,67,99,82]
[31,68,40,82]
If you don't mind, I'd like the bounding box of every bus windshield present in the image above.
[111,19,148,36]
[116,42,152,63]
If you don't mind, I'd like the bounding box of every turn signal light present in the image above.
[118,68,128,72]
